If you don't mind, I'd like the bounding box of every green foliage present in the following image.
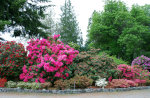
[87,0,150,62]
[60,0,83,45]
[0,0,51,38]
[6,81,17,88]
[73,49,118,81]
[17,82,41,89]
[99,52,128,65]
[68,42,80,50]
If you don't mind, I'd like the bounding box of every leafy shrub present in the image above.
[17,82,26,89]
[109,79,138,88]
[99,52,128,65]
[69,75,93,89]
[68,42,80,51]
[54,75,93,89]
[0,78,7,87]
[25,83,33,89]
[54,79,70,90]
[95,77,108,88]
[117,64,150,85]
[31,82,41,90]
[132,55,150,70]
[41,82,52,89]
[73,50,118,81]
[0,41,27,80]
[20,34,79,83]
[17,82,41,89]
[6,81,17,88]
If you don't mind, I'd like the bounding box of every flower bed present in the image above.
[1,35,150,93]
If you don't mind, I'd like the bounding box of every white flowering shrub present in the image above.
[95,78,108,88]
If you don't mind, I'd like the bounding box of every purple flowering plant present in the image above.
[131,55,150,70]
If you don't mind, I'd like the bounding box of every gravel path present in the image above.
[0,89,150,98]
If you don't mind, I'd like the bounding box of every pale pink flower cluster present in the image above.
[20,34,79,83]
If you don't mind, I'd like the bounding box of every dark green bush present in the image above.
[73,49,119,81]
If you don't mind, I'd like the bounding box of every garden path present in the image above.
[0,89,150,98]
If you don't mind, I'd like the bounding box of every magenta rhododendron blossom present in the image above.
[20,34,79,83]
[117,64,150,85]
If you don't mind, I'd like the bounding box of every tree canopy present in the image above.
[0,0,51,38]
[88,0,150,62]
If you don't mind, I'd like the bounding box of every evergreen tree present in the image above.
[59,0,83,45]
[0,0,51,38]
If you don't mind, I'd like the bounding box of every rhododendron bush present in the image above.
[20,34,79,83]
[117,64,150,85]
[132,55,150,70]
[0,41,27,80]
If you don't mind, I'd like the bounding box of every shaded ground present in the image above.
[0,89,150,98]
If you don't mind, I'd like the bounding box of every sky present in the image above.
[1,0,150,45]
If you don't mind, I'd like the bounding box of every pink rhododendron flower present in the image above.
[65,73,69,77]
[20,34,79,83]
[55,72,61,77]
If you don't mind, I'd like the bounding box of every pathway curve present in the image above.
[0,89,150,98]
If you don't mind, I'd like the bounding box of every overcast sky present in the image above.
[1,0,150,45]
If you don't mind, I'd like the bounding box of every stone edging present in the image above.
[0,86,150,94]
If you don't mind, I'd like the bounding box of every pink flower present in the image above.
[57,55,67,61]
[39,78,45,83]
[108,76,112,82]
[65,73,69,77]
[47,66,55,72]
[23,78,28,82]
[20,73,25,80]
[35,79,39,83]
[54,72,61,77]
[53,34,60,40]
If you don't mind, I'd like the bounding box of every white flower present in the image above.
[95,78,108,88]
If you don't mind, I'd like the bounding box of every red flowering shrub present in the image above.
[0,78,7,87]
[20,34,79,83]
[109,79,138,88]
[0,41,27,80]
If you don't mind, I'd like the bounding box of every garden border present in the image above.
[1,86,150,94]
